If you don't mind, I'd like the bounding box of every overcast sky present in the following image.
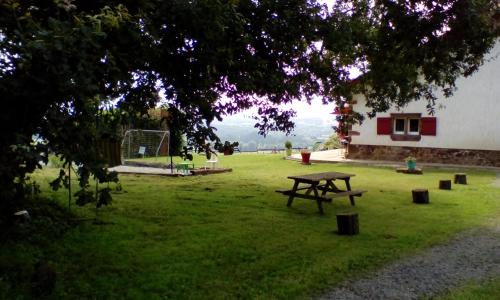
[222,95,336,125]
[282,97,335,120]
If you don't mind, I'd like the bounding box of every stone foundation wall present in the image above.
[347,144,500,167]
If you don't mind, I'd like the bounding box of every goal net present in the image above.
[121,129,169,162]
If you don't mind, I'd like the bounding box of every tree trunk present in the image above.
[439,180,452,190]
[412,189,429,204]
[454,173,467,184]
[336,213,359,235]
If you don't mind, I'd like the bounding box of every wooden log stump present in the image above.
[396,167,423,174]
[336,213,359,235]
[439,180,452,190]
[454,173,467,184]
[412,189,429,204]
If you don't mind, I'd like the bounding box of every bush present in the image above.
[2,197,74,244]
[0,197,74,299]
[215,141,239,155]
[47,155,65,168]
[322,134,341,150]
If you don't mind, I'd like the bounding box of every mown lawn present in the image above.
[438,278,500,300]
[2,154,500,299]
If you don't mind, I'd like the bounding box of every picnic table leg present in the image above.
[305,187,314,195]
[316,200,324,214]
[287,181,299,207]
[320,182,329,196]
[305,182,318,195]
[344,179,355,206]
[312,187,324,214]
[327,180,343,193]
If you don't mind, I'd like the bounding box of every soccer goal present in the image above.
[121,129,169,161]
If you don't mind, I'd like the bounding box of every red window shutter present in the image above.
[421,117,437,136]
[377,117,392,135]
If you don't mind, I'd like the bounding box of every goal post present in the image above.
[121,129,170,161]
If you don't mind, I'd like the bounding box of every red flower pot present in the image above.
[301,152,311,164]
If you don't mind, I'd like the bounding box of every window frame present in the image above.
[407,118,420,135]
[390,113,422,141]
[393,118,406,135]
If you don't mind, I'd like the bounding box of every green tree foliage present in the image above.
[0,0,498,217]
[323,134,342,150]
[215,141,240,155]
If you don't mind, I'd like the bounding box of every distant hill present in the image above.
[212,116,335,151]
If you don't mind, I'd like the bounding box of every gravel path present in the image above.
[319,226,500,300]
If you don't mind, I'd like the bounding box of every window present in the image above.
[408,119,420,135]
[377,115,437,139]
[391,113,421,141]
[394,118,406,134]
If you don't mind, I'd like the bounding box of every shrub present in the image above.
[47,155,65,168]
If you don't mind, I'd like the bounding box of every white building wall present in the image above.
[351,40,500,151]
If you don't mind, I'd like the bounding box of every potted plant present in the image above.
[216,141,239,155]
[284,140,293,157]
[405,156,417,170]
[300,148,311,164]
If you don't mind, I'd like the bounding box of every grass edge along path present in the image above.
[1,154,500,299]
[318,224,500,299]
[436,277,500,300]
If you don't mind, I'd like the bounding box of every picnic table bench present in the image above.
[276,172,366,214]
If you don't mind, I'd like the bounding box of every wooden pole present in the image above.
[454,173,467,184]
[412,189,429,204]
[439,180,452,190]
[336,213,359,235]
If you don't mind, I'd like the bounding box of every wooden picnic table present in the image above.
[276,172,366,214]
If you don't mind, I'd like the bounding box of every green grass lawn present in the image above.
[2,154,500,299]
[437,278,500,300]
